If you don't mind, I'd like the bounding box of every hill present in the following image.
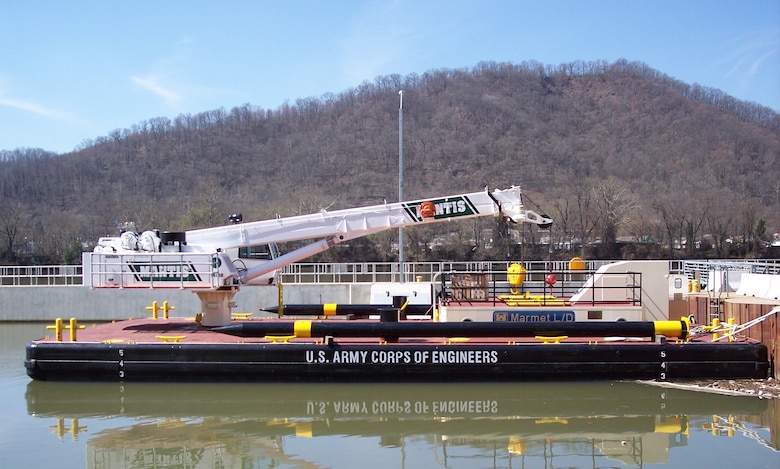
[1,59,778,264]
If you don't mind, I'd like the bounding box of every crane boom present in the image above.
[83,186,551,325]
[184,185,547,249]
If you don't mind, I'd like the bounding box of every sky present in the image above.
[1,0,778,154]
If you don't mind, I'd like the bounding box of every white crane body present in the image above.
[83,186,551,325]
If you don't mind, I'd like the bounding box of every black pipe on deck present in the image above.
[213,319,687,339]
[263,304,433,316]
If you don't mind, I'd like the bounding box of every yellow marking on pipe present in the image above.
[653,320,685,339]
[294,320,312,338]
[323,304,337,316]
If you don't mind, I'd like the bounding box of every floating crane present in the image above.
[84,186,552,325]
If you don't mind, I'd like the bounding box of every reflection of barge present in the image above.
[25,316,768,382]
[26,382,772,468]
[26,380,768,421]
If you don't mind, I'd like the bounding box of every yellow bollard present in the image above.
[51,418,86,441]
[46,318,64,342]
[146,301,159,319]
[65,318,86,342]
[161,301,175,319]
[727,318,736,342]
[55,417,65,439]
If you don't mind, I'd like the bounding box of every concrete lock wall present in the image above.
[0,284,372,322]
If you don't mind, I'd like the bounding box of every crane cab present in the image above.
[226,243,281,285]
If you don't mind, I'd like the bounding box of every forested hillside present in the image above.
[1,59,778,264]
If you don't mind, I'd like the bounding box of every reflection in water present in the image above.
[26,381,776,469]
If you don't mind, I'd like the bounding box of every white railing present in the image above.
[0,265,83,286]
[278,260,611,284]
[82,252,225,289]
[1,259,778,286]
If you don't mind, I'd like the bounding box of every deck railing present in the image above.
[436,269,642,307]
[0,265,83,286]
[1,259,778,287]
[278,260,612,284]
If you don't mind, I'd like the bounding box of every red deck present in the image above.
[33,317,745,346]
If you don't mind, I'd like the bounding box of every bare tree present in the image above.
[0,201,28,262]
[573,185,599,258]
[591,178,638,258]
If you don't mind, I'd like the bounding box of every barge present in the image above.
[25,316,769,382]
[23,187,773,382]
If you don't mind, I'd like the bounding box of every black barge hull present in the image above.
[25,340,769,382]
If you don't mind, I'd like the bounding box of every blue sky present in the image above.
[1,0,778,154]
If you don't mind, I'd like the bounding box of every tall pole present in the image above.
[398,90,404,283]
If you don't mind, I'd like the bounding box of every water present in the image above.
[3,323,779,468]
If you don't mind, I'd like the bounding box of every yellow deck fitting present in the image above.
[497,294,571,307]
[155,335,186,343]
[146,301,160,319]
[50,417,86,440]
[102,339,126,344]
[48,318,85,342]
[46,318,64,342]
[231,312,253,320]
[535,417,569,424]
[444,337,470,344]
[535,335,568,344]
[146,301,176,319]
[65,318,86,342]
[264,335,296,343]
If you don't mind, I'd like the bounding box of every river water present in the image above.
[3,323,778,469]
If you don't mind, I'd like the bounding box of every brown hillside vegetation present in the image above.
[1,59,778,264]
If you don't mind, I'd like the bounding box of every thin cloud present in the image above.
[748,46,779,77]
[131,75,181,105]
[129,36,197,106]
[721,28,780,79]
[0,96,72,120]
